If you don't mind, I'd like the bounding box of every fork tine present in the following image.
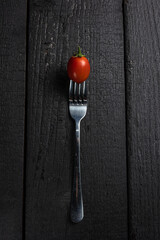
[69,80,73,102]
[78,84,82,103]
[82,81,87,102]
[74,82,78,102]
[82,81,86,96]
[78,83,81,96]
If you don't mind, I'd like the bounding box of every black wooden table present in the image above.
[0,0,160,239]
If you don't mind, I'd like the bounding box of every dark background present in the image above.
[0,0,160,239]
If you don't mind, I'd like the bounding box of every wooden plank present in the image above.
[0,0,26,239]
[25,0,128,239]
[124,0,160,239]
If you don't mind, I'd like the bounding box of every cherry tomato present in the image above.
[67,47,90,84]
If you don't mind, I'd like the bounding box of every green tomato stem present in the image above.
[74,46,85,57]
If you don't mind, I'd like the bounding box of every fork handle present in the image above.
[70,120,84,223]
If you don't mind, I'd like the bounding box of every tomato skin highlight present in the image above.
[67,56,90,84]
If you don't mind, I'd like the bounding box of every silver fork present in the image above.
[69,80,87,223]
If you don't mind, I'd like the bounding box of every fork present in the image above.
[69,80,87,223]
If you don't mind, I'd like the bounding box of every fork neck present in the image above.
[75,120,80,137]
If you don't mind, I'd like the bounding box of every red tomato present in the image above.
[67,47,90,84]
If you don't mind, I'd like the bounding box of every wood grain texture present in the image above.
[0,0,26,239]
[25,0,128,239]
[124,0,160,239]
